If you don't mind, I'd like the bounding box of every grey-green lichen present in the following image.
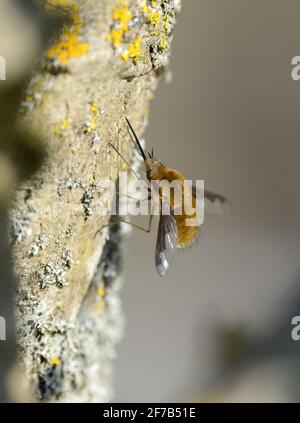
[10,208,35,244]
[28,234,48,257]
[57,177,83,198]
[37,249,73,289]
[81,185,99,217]
[17,218,125,402]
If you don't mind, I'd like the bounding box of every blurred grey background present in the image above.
[114,0,300,402]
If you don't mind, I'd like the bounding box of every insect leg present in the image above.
[108,142,142,180]
[94,214,153,239]
[118,214,153,233]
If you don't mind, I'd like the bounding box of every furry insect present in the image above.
[110,118,230,276]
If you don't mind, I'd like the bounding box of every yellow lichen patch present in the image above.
[47,3,89,65]
[95,285,106,313]
[121,51,129,61]
[51,357,62,366]
[87,122,97,133]
[128,37,143,59]
[147,10,161,28]
[97,286,106,298]
[44,0,76,11]
[151,0,158,8]
[54,118,69,136]
[163,15,170,31]
[47,0,74,6]
[106,0,132,47]
[85,103,99,133]
[121,162,129,171]
[121,37,143,63]
[90,103,98,113]
[107,28,124,47]
[160,35,168,50]
[112,2,132,30]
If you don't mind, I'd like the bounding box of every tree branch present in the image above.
[6,0,181,402]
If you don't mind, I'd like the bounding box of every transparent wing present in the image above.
[155,200,178,277]
[192,185,231,215]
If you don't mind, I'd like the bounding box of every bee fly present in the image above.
[108,117,230,276]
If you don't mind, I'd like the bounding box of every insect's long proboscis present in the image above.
[125,117,147,161]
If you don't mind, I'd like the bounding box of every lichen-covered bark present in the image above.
[6,0,181,402]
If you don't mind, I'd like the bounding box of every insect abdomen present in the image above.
[175,214,200,248]
[162,167,200,248]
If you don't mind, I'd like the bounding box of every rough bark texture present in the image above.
[2,0,181,402]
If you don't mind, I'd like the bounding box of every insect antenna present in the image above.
[125,117,147,161]
[147,148,154,159]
